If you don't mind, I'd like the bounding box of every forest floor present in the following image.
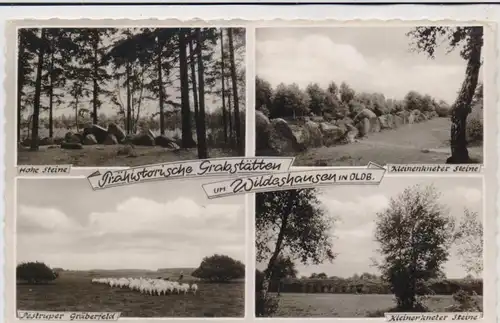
[270,293,483,317]
[293,118,483,166]
[17,146,240,167]
[17,270,244,318]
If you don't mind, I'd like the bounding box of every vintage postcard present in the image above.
[2,8,498,323]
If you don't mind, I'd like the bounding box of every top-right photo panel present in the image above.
[255,26,485,167]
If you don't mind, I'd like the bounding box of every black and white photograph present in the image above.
[17,27,246,167]
[255,177,483,317]
[16,178,245,317]
[255,26,484,166]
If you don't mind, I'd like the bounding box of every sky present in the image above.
[256,176,483,280]
[256,27,484,104]
[16,178,246,270]
[20,27,246,120]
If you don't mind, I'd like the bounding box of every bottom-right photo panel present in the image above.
[255,176,483,318]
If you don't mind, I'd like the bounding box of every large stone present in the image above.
[268,118,304,154]
[132,133,155,146]
[155,135,179,149]
[304,121,323,147]
[370,117,381,133]
[107,123,126,143]
[83,124,108,144]
[64,131,81,144]
[103,134,118,145]
[39,137,55,146]
[356,118,371,137]
[353,108,377,123]
[378,115,390,129]
[83,134,98,145]
[61,142,83,150]
[393,114,403,128]
[255,110,272,151]
[319,122,346,146]
[289,124,310,148]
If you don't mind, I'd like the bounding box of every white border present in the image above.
[1,4,498,323]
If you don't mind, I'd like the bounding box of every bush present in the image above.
[191,254,245,282]
[16,261,59,284]
[466,108,483,144]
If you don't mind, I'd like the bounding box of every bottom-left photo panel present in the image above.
[15,177,246,318]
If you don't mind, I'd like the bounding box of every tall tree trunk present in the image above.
[189,39,200,141]
[126,61,131,134]
[227,29,243,155]
[447,27,483,164]
[30,29,46,151]
[92,29,99,125]
[220,29,228,145]
[195,29,208,159]
[17,34,25,142]
[75,95,79,132]
[262,191,296,301]
[157,40,165,135]
[48,50,54,138]
[227,80,233,145]
[179,30,195,148]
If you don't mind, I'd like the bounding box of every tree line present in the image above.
[256,77,458,121]
[18,27,245,156]
[257,268,482,296]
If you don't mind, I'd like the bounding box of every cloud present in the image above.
[257,33,465,103]
[17,197,245,270]
[17,205,82,233]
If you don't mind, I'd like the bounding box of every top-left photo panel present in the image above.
[15,26,246,167]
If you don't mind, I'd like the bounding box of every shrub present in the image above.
[466,108,483,144]
[16,261,59,284]
[191,254,245,282]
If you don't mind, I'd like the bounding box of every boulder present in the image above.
[132,133,155,146]
[64,131,82,144]
[345,123,359,143]
[268,118,304,154]
[155,135,179,149]
[353,108,377,123]
[83,124,108,144]
[107,123,126,143]
[393,114,403,128]
[39,137,55,146]
[319,122,346,146]
[357,118,371,137]
[61,142,83,150]
[304,120,323,147]
[255,110,272,151]
[83,134,98,145]
[289,124,311,148]
[103,134,119,145]
[378,115,390,129]
[370,117,381,133]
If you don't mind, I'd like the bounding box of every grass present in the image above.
[17,270,244,318]
[18,145,240,167]
[291,118,484,166]
[270,293,484,318]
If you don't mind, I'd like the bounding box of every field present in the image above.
[294,118,483,166]
[17,270,244,318]
[272,293,484,317]
[18,127,240,167]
